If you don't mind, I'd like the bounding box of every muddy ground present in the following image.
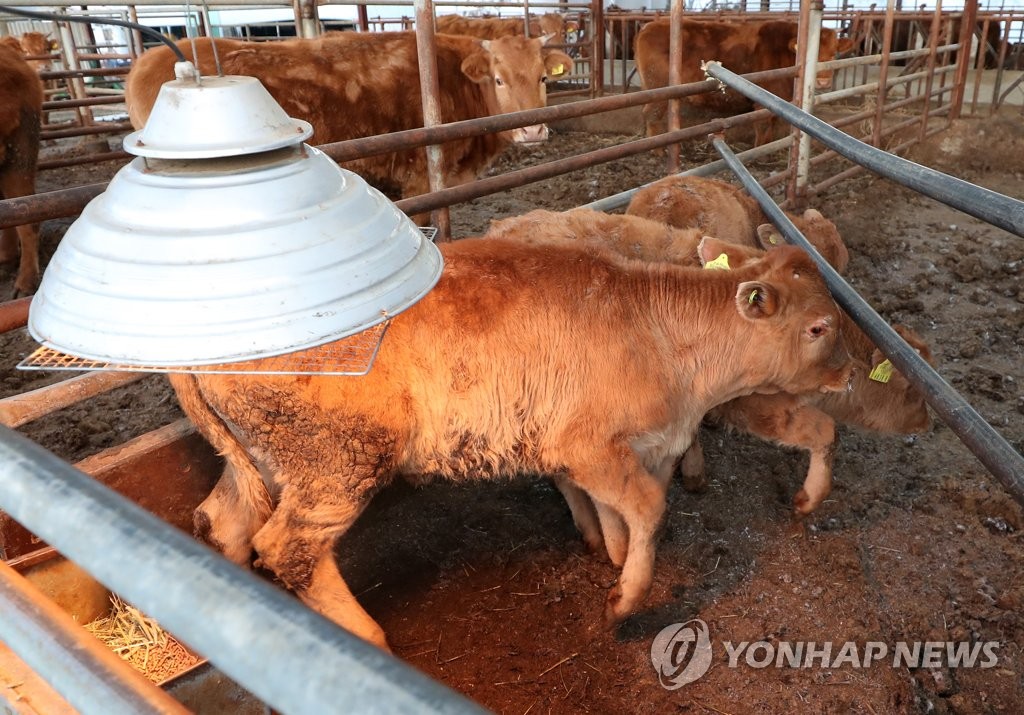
[1,108,1022,714]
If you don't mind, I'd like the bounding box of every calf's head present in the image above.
[461,35,574,143]
[699,238,854,395]
[755,208,850,273]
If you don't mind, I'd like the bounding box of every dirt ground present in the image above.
[1,108,1022,714]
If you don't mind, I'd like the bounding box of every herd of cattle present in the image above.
[1,15,942,652]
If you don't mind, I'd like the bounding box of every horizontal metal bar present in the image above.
[712,136,1024,508]
[0,372,146,429]
[704,61,1024,238]
[582,134,793,213]
[0,560,190,715]
[396,107,773,218]
[39,150,131,171]
[41,122,133,140]
[0,297,31,333]
[0,426,489,715]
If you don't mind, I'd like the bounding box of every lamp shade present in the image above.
[28,71,443,367]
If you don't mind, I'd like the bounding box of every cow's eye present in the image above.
[541,76,548,83]
[495,77,504,87]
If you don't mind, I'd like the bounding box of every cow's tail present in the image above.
[168,373,274,525]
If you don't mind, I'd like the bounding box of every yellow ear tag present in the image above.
[704,253,730,271]
[551,63,565,76]
[869,359,894,384]
[768,233,780,245]
[748,289,759,305]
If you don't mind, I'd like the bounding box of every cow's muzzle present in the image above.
[815,75,833,90]
[513,124,550,143]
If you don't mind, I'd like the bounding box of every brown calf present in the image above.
[170,237,852,649]
[125,33,573,204]
[0,43,43,297]
[626,175,850,273]
[488,206,931,517]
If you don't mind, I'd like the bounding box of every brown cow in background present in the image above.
[635,19,848,145]
[0,41,44,297]
[435,13,566,41]
[170,237,853,649]
[125,33,573,205]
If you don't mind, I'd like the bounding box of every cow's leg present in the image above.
[193,464,268,566]
[251,482,389,650]
[569,447,667,625]
[552,475,606,557]
[679,437,708,493]
[718,395,837,515]
[0,175,41,297]
[594,502,628,568]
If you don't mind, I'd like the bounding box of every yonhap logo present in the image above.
[650,619,714,689]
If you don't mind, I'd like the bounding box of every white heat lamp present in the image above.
[23,62,442,374]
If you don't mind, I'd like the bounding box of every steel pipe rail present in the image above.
[0,426,489,715]
[395,107,773,218]
[0,560,190,715]
[712,136,1024,508]
[704,61,1024,238]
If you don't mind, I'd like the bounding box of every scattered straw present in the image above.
[84,594,201,684]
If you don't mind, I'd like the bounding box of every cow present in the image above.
[434,13,566,41]
[169,236,854,649]
[125,33,573,208]
[486,204,931,519]
[0,42,44,297]
[634,19,848,145]
[625,175,849,272]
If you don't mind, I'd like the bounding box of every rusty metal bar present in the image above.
[0,297,31,333]
[951,0,979,119]
[412,0,450,238]
[667,0,685,173]
[989,12,1012,112]
[0,426,489,715]
[0,373,146,429]
[871,0,897,147]
[396,107,773,218]
[705,61,1024,237]
[0,560,191,715]
[713,136,1024,509]
[0,183,104,229]
[38,150,130,171]
[40,67,130,79]
[44,95,124,110]
[41,122,133,140]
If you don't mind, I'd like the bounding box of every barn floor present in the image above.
[2,109,1022,714]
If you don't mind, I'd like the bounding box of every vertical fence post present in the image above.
[413,0,451,240]
[293,0,320,39]
[667,0,685,174]
[950,0,979,120]
[871,0,897,147]
[918,0,944,141]
[786,0,822,209]
[590,0,604,98]
[989,12,1011,112]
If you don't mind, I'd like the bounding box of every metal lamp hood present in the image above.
[28,65,443,367]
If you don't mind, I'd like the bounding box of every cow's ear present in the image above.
[755,223,785,250]
[736,281,779,320]
[837,37,855,55]
[461,51,491,83]
[544,50,573,77]
[697,236,732,267]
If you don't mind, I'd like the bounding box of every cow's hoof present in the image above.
[793,489,819,515]
[603,585,628,626]
[680,470,708,493]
